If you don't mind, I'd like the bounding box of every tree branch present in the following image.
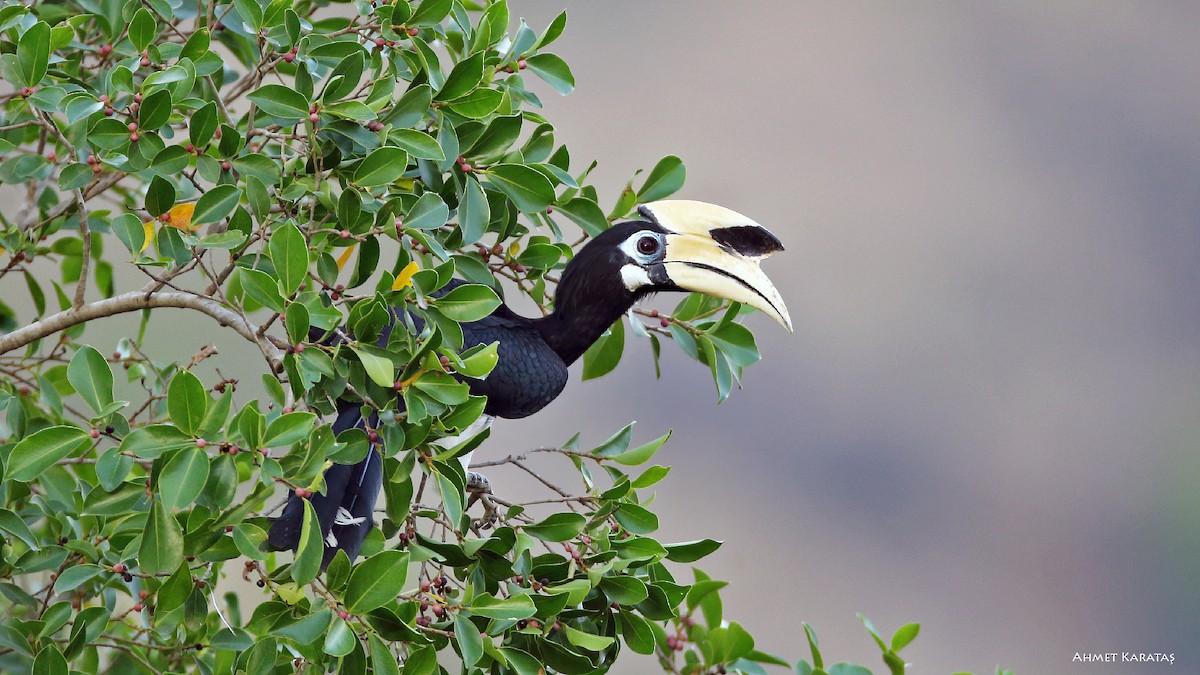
[0,289,284,368]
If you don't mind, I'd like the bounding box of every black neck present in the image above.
[535,290,637,366]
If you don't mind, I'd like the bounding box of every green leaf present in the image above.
[581,319,624,380]
[891,622,920,652]
[291,499,323,584]
[354,146,409,187]
[466,593,536,621]
[614,502,658,534]
[612,429,670,466]
[389,129,444,160]
[139,498,184,575]
[352,345,395,387]
[563,625,615,652]
[129,8,156,53]
[269,222,308,296]
[7,426,91,481]
[58,163,92,191]
[17,22,50,88]
[263,412,316,448]
[323,619,356,657]
[457,176,490,245]
[32,644,67,675]
[405,192,449,231]
[437,52,484,101]
[618,610,655,654]
[555,197,609,237]
[524,53,575,95]
[248,84,311,121]
[167,370,208,435]
[67,345,114,415]
[345,549,409,612]
[599,576,649,605]
[189,101,218,147]
[160,446,209,509]
[536,11,568,50]
[369,634,402,675]
[138,89,172,130]
[193,185,242,226]
[145,175,175,218]
[523,512,585,542]
[239,268,285,312]
[119,424,194,459]
[434,283,501,322]
[486,163,554,213]
[53,564,104,593]
[637,155,686,202]
[453,614,483,669]
[0,508,39,549]
[447,88,503,119]
[665,538,722,563]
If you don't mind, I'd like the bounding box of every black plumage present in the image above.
[266,205,789,567]
[267,223,666,565]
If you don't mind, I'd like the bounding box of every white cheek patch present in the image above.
[620,264,653,291]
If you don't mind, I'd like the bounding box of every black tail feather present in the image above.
[267,401,384,569]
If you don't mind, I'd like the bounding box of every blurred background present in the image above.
[6,2,1198,673]
[488,2,1200,673]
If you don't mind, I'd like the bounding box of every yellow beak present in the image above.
[639,200,792,331]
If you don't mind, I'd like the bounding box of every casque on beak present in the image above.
[638,200,793,331]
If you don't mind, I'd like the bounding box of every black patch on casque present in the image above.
[711,225,784,257]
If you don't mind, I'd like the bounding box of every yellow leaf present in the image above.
[508,241,520,256]
[141,221,155,253]
[336,244,357,271]
[164,203,197,232]
[392,261,419,291]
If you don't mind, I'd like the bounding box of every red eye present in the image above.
[637,236,659,255]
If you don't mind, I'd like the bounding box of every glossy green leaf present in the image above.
[555,197,609,236]
[269,222,308,296]
[291,499,323,584]
[437,52,484,101]
[389,129,444,160]
[352,345,395,387]
[32,644,67,675]
[160,446,209,509]
[486,163,554,213]
[192,185,242,226]
[665,538,722,563]
[453,614,483,668]
[355,147,409,187]
[119,424,194,459]
[612,429,670,466]
[323,618,356,657]
[189,101,218,147]
[247,84,311,121]
[434,283,501,322]
[17,22,50,88]
[581,319,623,380]
[524,53,575,95]
[167,370,208,435]
[129,9,156,53]
[345,549,409,612]
[457,175,490,245]
[7,426,91,481]
[524,512,585,542]
[405,192,449,230]
[138,89,172,130]
[66,346,113,415]
[139,497,184,575]
[637,155,686,202]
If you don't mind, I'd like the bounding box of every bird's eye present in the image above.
[636,236,659,256]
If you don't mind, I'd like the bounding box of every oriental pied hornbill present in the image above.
[267,200,791,566]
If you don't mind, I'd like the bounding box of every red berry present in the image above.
[431,605,445,617]
[221,161,231,171]
[282,406,293,414]
[195,438,207,448]
[87,154,97,164]
[140,56,150,67]
[649,309,659,317]
[456,156,467,165]
[660,318,670,328]
[129,132,139,142]
[139,589,149,599]
[185,143,195,153]
[92,165,102,174]
[518,59,527,70]
[294,343,305,353]
[128,122,138,132]
[104,107,114,116]
[460,163,472,173]
[113,563,127,574]
[407,27,419,36]
[338,609,350,620]
[99,95,109,103]
[375,37,385,48]
[340,229,351,239]
[282,52,295,63]
[46,152,56,162]
[128,103,139,114]
[295,488,310,498]
[514,264,526,273]
[90,428,100,439]
[133,93,142,104]
[367,431,381,444]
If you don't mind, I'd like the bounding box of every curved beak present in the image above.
[639,200,793,331]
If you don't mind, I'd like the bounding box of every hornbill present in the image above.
[266,200,791,567]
